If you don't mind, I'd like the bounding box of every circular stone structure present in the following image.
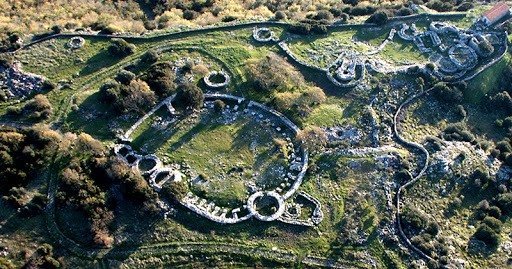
[203,71,230,88]
[68,37,85,49]
[253,27,277,42]
[117,93,311,225]
[247,191,286,221]
[448,44,477,69]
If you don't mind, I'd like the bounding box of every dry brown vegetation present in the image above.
[0,0,410,39]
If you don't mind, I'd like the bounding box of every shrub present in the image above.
[432,82,463,103]
[213,99,226,112]
[144,20,158,30]
[312,10,334,21]
[183,10,199,20]
[108,38,135,57]
[482,216,502,233]
[497,193,512,215]
[427,0,454,12]
[142,62,177,97]
[401,206,428,232]
[288,23,312,35]
[161,180,189,201]
[273,86,326,120]
[101,79,157,114]
[141,50,159,64]
[115,70,136,85]
[247,53,305,93]
[396,7,414,16]
[443,123,475,143]
[488,206,502,219]
[41,80,56,91]
[366,11,388,25]
[172,82,204,111]
[274,11,287,20]
[0,257,14,269]
[489,91,512,112]
[222,15,238,22]
[473,224,500,247]
[457,2,474,11]
[22,94,53,120]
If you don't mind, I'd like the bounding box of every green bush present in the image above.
[115,70,136,85]
[213,99,226,112]
[432,82,463,103]
[497,193,512,215]
[142,62,177,97]
[172,82,204,111]
[141,50,160,64]
[366,11,388,25]
[108,38,135,57]
[473,224,500,247]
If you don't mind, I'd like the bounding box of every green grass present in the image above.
[379,39,428,65]
[16,38,115,82]
[132,109,289,207]
[304,103,346,127]
[466,53,511,103]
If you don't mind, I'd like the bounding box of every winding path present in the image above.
[393,87,435,262]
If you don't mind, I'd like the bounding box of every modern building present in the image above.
[481,2,510,26]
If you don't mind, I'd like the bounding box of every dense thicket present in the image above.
[56,133,158,247]
[7,94,53,121]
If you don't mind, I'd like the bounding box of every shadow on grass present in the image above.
[80,49,122,77]
[64,91,138,140]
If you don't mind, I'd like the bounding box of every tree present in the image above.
[142,62,177,97]
[497,193,512,215]
[366,11,388,25]
[108,38,135,57]
[473,224,500,247]
[172,83,204,111]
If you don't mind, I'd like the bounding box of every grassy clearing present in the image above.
[304,103,346,127]
[15,38,114,82]
[132,109,288,207]
[466,53,511,104]
[379,39,428,65]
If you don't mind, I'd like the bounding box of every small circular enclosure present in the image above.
[125,154,140,165]
[253,27,277,42]
[68,37,85,49]
[204,71,230,88]
[247,191,285,221]
[138,156,159,175]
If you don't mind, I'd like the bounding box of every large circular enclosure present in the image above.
[125,94,308,223]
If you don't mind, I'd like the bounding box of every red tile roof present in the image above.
[483,2,510,24]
